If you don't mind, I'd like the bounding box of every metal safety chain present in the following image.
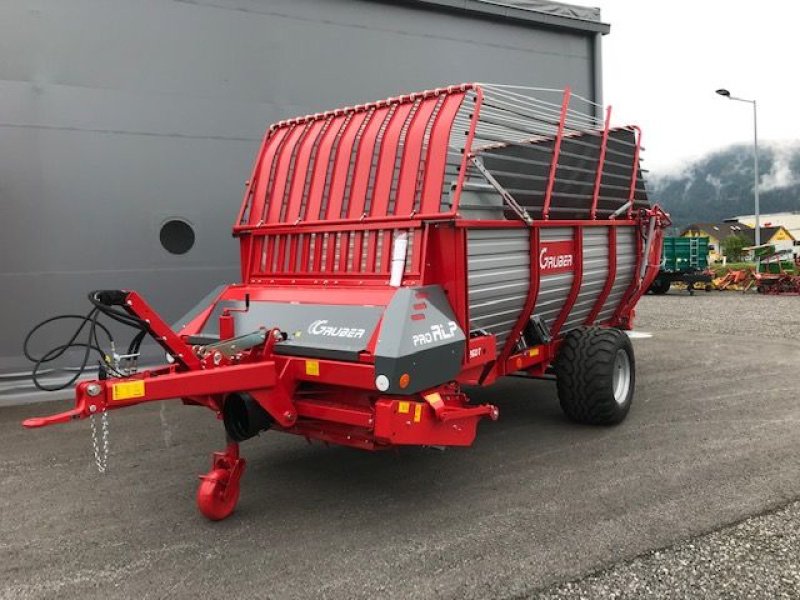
[89,409,110,473]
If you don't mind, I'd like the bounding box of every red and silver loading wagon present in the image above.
[24,83,668,520]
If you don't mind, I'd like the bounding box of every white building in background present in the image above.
[734,212,800,257]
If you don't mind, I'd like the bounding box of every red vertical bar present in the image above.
[284,119,327,223]
[627,126,642,219]
[585,226,616,324]
[450,85,482,215]
[325,111,369,220]
[263,236,275,274]
[496,226,541,373]
[240,236,253,282]
[379,230,393,274]
[590,105,612,220]
[243,235,259,280]
[392,97,439,216]
[347,106,392,219]
[369,102,415,217]
[304,115,347,222]
[325,233,337,273]
[266,125,307,224]
[542,88,572,220]
[365,230,378,273]
[409,228,422,274]
[275,235,287,273]
[298,234,312,273]
[312,233,323,273]
[251,236,264,274]
[338,232,350,272]
[612,225,644,325]
[247,128,289,227]
[549,226,584,339]
[235,130,269,227]
[419,92,467,214]
[351,231,363,273]
[287,234,298,273]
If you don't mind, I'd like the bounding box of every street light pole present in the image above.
[715,88,761,253]
[751,99,760,248]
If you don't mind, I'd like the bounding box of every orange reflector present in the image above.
[399,373,411,389]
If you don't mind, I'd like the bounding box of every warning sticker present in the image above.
[111,380,145,402]
[305,360,320,376]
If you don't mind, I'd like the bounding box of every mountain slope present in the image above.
[648,143,800,230]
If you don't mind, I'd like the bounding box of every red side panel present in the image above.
[237,85,474,229]
[266,124,309,224]
[324,111,370,220]
[369,102,416,217]
[393,97,440,216]
[419,92,466,214]
[347,106,393,219]
[304,115,348,222]
[248,127,289,227]
[284,118,328,223]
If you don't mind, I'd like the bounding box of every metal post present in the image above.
[752,100,760,251]
[715,89,760,268]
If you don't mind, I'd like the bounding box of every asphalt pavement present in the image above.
[1,292,798,599]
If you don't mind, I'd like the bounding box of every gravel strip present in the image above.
[635,292,800,339]
[533,500,800,599]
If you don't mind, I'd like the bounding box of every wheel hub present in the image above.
[612,349,631,406]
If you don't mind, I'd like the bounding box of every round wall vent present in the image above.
[159,219,195,255]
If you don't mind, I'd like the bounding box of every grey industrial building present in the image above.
[0,0,609,391]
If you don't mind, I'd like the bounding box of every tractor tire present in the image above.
[554,326,635,426]
[648,276,670,295]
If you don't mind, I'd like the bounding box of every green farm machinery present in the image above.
[648,236,712,295]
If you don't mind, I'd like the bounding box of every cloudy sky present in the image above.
[590,0,800,175]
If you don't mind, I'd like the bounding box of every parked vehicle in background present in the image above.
[648,236,712,295]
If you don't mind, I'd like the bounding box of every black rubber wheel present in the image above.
[554,326,635,425]
[648,276,670,295]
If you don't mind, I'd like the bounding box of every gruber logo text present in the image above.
[539,241,575,274]
[308,319,366,339]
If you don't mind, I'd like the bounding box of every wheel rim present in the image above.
[612,349,631,406]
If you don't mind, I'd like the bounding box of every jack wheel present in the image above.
[197,443,245,520]
[197,468,240,521]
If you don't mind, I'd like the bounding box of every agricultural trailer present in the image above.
[648,236,712,295]
[23,84,667,520]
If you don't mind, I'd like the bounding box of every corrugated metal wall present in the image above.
[561,227,608,331]
[467,225,640,356]
[0,0,601,375]
[596,227,637,322]
[467,228,530,349]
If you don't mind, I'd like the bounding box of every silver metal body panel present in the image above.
[467,228,530,350]
[561,226,608,332]
[533,227,575,332]
[597,227,638,322]
[466,225,639,356]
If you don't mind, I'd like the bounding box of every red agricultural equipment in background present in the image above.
[24,83,667,520]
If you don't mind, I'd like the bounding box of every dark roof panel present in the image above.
[410,0,610,34]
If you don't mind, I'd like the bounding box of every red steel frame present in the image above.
[22,81,665,424]
[23,83,667,520]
